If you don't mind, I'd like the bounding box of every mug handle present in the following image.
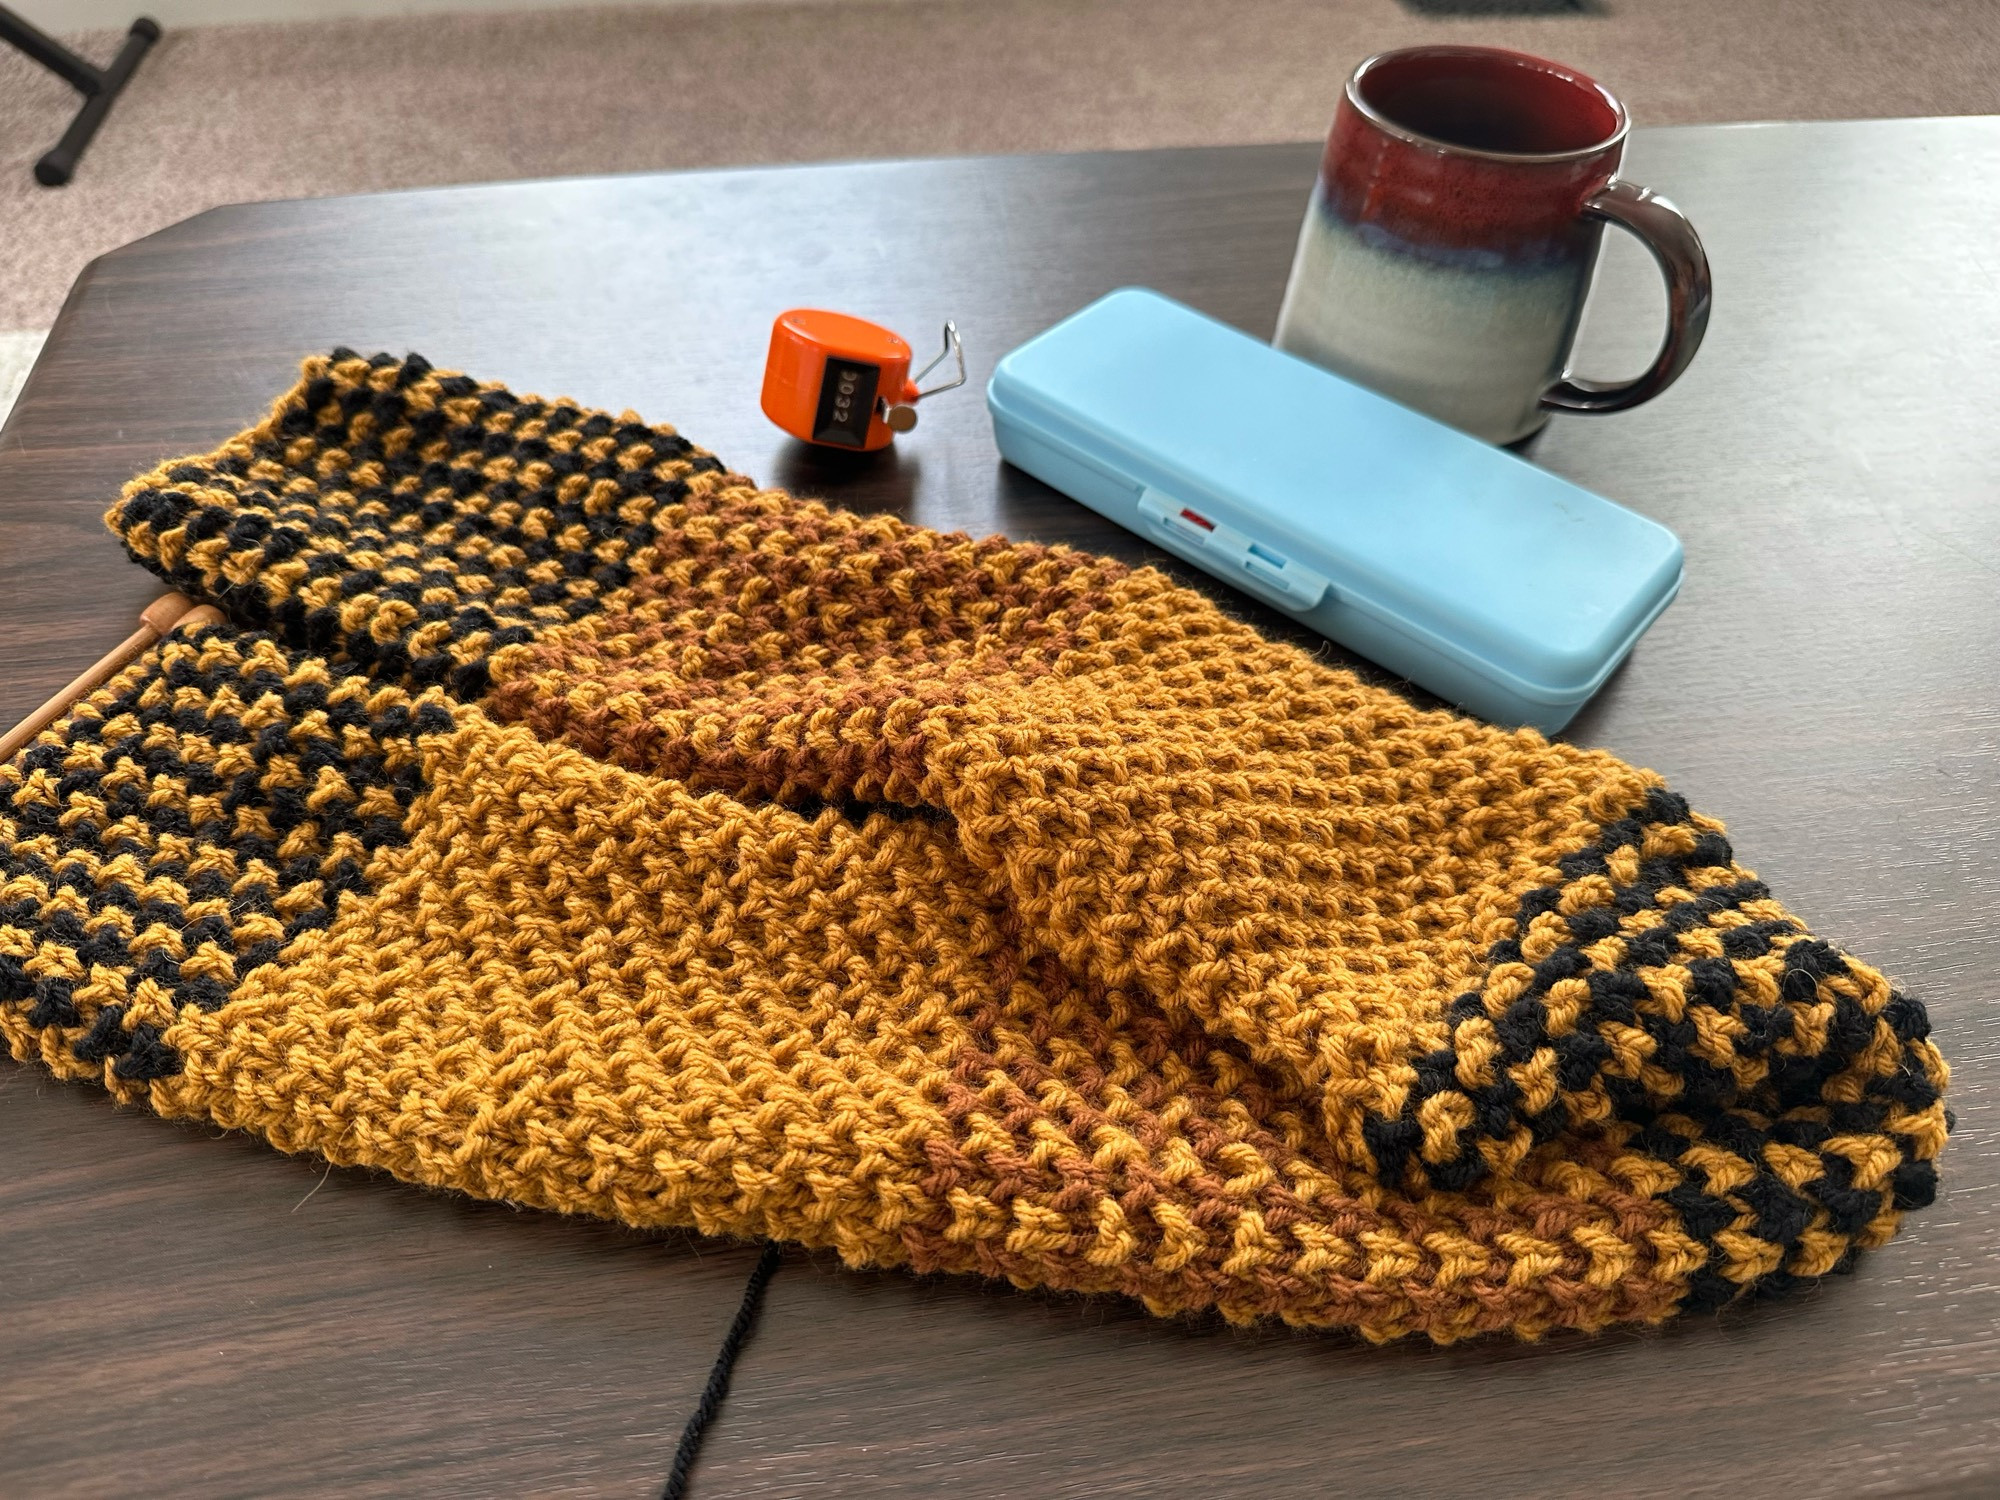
[1541,180,1713,415]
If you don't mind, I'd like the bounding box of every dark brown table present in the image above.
[4,118,1998,1499]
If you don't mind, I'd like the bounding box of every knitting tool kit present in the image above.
[761,309,965,450]
[987,287,1684,733]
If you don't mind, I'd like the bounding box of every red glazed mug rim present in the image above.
[1345,45,1630,166]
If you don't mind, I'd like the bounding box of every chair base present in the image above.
[0,8,161,188]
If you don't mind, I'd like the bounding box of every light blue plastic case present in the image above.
[986,288,1683,734]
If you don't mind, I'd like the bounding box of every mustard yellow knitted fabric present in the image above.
[0,350,1949,1343]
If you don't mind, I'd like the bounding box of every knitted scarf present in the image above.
[0,350,1948,1344]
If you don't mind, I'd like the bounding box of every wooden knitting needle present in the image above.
[0,593,226,762]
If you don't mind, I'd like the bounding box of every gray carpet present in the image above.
[1,0,1996,346]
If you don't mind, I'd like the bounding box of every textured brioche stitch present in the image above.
[0,350,1949,1343]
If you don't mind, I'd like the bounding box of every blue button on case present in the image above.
[986,288,1683,734]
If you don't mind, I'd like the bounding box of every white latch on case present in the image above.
[1137,488,1331,612]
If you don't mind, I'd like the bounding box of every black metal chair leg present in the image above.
[0,8,161,187]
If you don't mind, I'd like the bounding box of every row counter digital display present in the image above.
[811,358,881,448]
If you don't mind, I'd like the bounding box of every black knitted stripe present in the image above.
[0,626,452,1084]
[109,350,729,701]
[1359,785,1945,1304]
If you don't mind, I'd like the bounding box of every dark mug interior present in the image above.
[1353,48,1623,157]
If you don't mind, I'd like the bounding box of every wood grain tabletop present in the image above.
[2,119,1997,1499]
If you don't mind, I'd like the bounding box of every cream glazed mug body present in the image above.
[1275,46,1713,445]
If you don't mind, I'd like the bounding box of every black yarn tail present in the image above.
[663,1241,785,1500]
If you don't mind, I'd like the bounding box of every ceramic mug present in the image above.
[1274,46,1712,445]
